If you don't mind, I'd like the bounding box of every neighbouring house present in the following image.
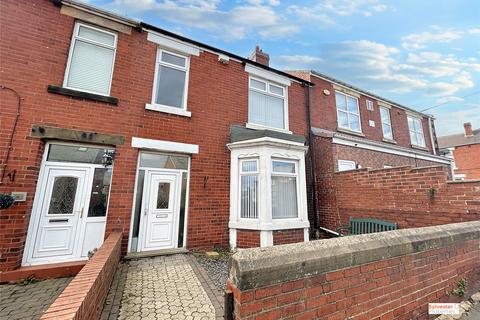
[438,122,480,180]
[0,0,451,275]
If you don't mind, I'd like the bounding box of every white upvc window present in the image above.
[380,106,393,140]
[248,77,288,131]
[336,91,361,132]
[64,23,117,96]
[149,48,190,115]
[407,116,426,147]
[271,160,298,219]
[239,159,259,219]
[366,100,374,111]
[338,160,356,172]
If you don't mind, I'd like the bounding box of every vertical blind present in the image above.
[271,161,298,219]
[248,77,286,129]
[66,24,116,95]
[240,160,258,219]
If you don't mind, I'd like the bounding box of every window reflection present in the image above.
[87,168,112,217]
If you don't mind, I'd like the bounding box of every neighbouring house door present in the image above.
[32,166,88,260]
[140,171,181,251]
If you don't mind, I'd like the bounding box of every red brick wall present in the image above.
[272,229,304,245]
[228,223,480,320]
[453,144,480,179]
[0,0,309,270]
[334,166,480,230]
[308,75,435,153]
[236,230,261,249]
[41,232,122,320]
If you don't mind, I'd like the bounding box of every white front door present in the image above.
[140,171,181,251]
[32,166,89,260]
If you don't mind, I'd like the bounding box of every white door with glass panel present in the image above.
[140,171,181,251]
[32,167,88,259]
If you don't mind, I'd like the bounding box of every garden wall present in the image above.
[227,221,480,319]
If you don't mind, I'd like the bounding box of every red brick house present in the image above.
[0,0,451,274]
[438,122,480,180]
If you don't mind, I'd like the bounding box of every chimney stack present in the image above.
[249,45,269,67]
[464,122,473,137]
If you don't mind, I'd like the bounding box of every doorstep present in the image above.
[124,248,189,260]
[0,260,86,283]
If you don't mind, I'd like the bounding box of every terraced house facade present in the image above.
[0,0,450,274]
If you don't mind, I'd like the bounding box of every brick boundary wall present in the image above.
[41,232,122,320]
[332,165,480,230]
[273,229,304,245]
[227,221,480,320]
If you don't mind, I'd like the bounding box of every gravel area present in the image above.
[195,254,229,291]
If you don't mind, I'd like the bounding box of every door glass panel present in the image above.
[47,145,107,164]
[48,177,78,215]
[87,168,112,217]
[156,182,171,209]
[139,153,188,170]
[177,172,188,248]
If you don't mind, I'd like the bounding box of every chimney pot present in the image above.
[464,122,473,137]
[249,45,270,67]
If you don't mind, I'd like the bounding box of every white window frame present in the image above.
[63,22,118,96]
[271,159,300,220]
[380,106,393,140]
[335,91,362,133]
[338,160,356,172]
[366,100,374,111]
[247,76,289,132]
[146,48,191,117]
[407,116,426,147]
[239,158,259,220]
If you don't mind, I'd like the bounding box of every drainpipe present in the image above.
[1,85,22,185]
[428,116,437,155]
[303,82,319,233]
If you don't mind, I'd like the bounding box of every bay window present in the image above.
[248,77,287,130]
[408,116,426,147]
[336,91,361,132]
[64,23,117,95]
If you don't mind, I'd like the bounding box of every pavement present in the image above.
[0,277,72,320]
[101,254,224,320]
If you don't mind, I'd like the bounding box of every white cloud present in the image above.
[401,30,463,50]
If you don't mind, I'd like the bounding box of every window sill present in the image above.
[145,103,191,117]
[47,85,118,105]
[229,220,309,231]
[337,127,365,137]
[382,138,397,144]
[246,123,292,134]
[411,144,428,151]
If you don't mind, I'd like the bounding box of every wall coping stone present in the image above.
[229,221,480,290]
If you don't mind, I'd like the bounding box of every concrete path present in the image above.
[106,254,222,320]
[0,277,72,320]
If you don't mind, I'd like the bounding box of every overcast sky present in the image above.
[90,0,479,136]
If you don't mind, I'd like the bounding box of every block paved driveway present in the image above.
[101,254,223,320]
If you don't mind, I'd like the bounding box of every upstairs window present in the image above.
[380,107,393,140]
[248,77,287,130]
[271,160,298,219]
[152,49,189,110]
[336,91,361,132]
[366,100,374,111]
[408,116,426,147]
[64,23,117,96]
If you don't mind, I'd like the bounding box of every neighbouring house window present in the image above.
[248,77,287,130]
[366,100,374,111]
[338,160,356,172]
[240,159,259,219]
[380,107,393,140]
[64,23,117,95]
[271,160,298,219]
[336,91,361,132]
[408,116,426,147]
[153,49,189,109]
